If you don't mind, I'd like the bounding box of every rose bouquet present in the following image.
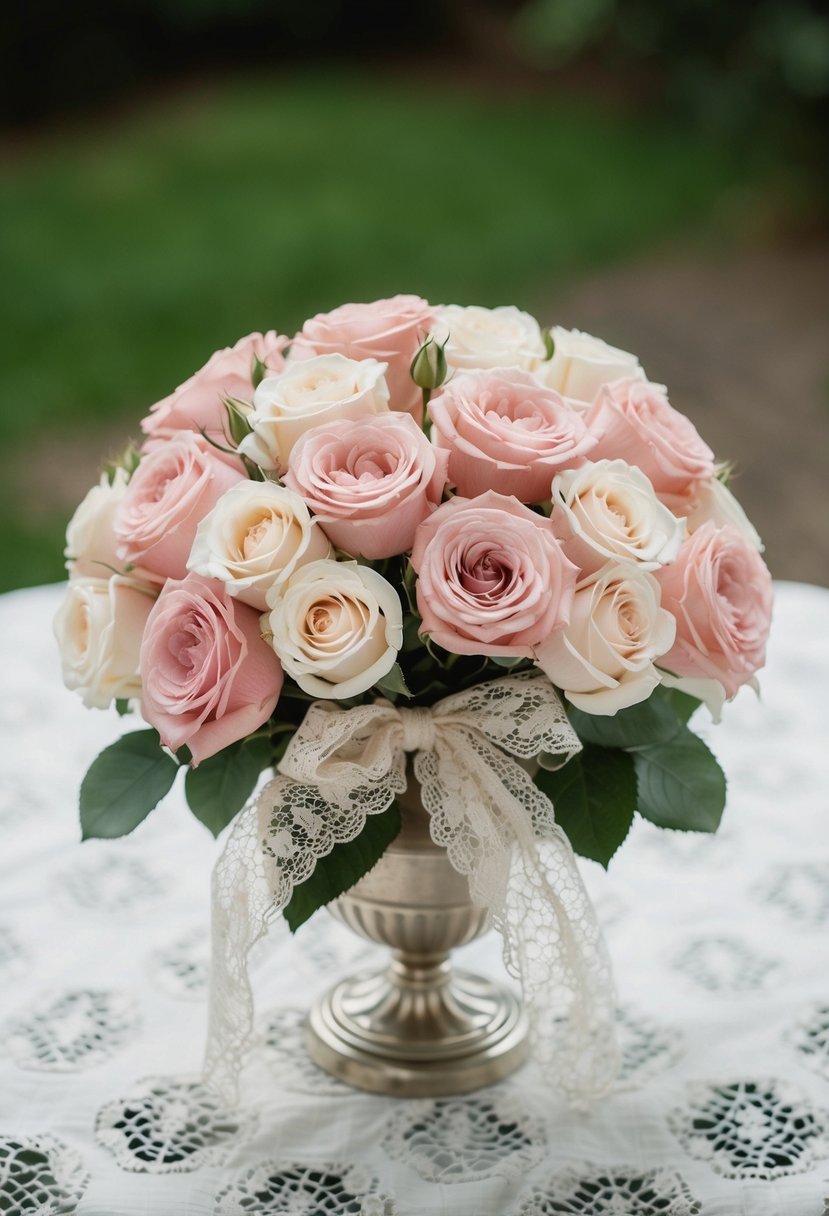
[56,295,771,878]
[55,294,773,1100]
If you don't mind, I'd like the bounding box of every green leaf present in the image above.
[535,744,636,868]
[184,735,273,837]
[283,803,402,933]
[80,730,179,841]
[374,662,412,700]
[663,686,701,725]
[634,732,726,833]
[566,684,699,751]
[114,698,131,717]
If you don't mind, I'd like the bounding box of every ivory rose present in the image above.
[587,378,714,500]
[140,574,283,764]
[239,354,390,472]
[187,481,331,611]
[535,564,676,714]
[141,331,289,443]
[266,560,403,699]
[411,491,577,656]
[428,368,596,503]
[681,477,763,549]
[290,294,434,417]
[284,413,448,560]
[65,468,131,580]
[54,576,155,709]
[435,304,546,372]
[536,327,644,405]
[656,522,773,700]
[114,433,245,582]
[551,459,686,576]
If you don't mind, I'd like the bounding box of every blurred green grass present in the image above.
[0,72,750,591]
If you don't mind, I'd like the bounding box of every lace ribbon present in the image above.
[204,671,620,1107]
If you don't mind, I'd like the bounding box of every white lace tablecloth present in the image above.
[1,581,828,1216]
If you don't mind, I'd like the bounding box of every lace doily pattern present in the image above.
[96,1075,255,1173]
[261,1008,351,1097]
[514,1163,701,1215]
[0,923,26,978]
[670,1078,829,1179]
[214,1162,396,1215]
[790,1004,829,1081]
[754,863,829,925]
[0,1134,88,1216]
[58,854,164,914]
[148,929,210,1001]
[672,936,780,993]
[382,1095,546,1183]
[616,1007,684,1090]
[4,989,140,1071]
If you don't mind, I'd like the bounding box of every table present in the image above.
[1,580,828,1216]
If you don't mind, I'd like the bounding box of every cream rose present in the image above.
[536,327,644,405]
[534,564,676,714]
[65,468,130,580]
[680,476,763,550]
[551,459,686,576]
[53,576,155,709]
[435,304,546,372]
[239,354,390,472]
[266,560,403,699]
[187,481,331,611]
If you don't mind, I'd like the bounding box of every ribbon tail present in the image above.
[415,735,619,1108]
[204,783,285,1104]
[204,770,398,1102]
[503,831,620,1107]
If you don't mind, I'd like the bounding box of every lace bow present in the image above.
[205,671,620,1106]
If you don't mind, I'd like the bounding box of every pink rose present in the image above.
[284,414,448,560]
[656,522,773,699]
[586,378,714,500]
[141,331,289,443]
[140,574,283,764]
[428,368,597,503]
[114,433,245,581]
[411,491,577,656]
[290,295,434,418]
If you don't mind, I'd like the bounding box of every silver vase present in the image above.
[304,773,529,1096]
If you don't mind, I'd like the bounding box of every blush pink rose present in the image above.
[141,331,289,443]
[140,574,283,764]
[284,413,448,560]
[586,378,714,501]
[290,295,435,418]
[114,433,245,581]
[656,522,773,699]
[428,368,597,504]
[411,491,577,656]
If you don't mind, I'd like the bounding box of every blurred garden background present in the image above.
[2,0,827,592]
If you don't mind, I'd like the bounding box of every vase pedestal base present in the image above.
[305,954,529,1097]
